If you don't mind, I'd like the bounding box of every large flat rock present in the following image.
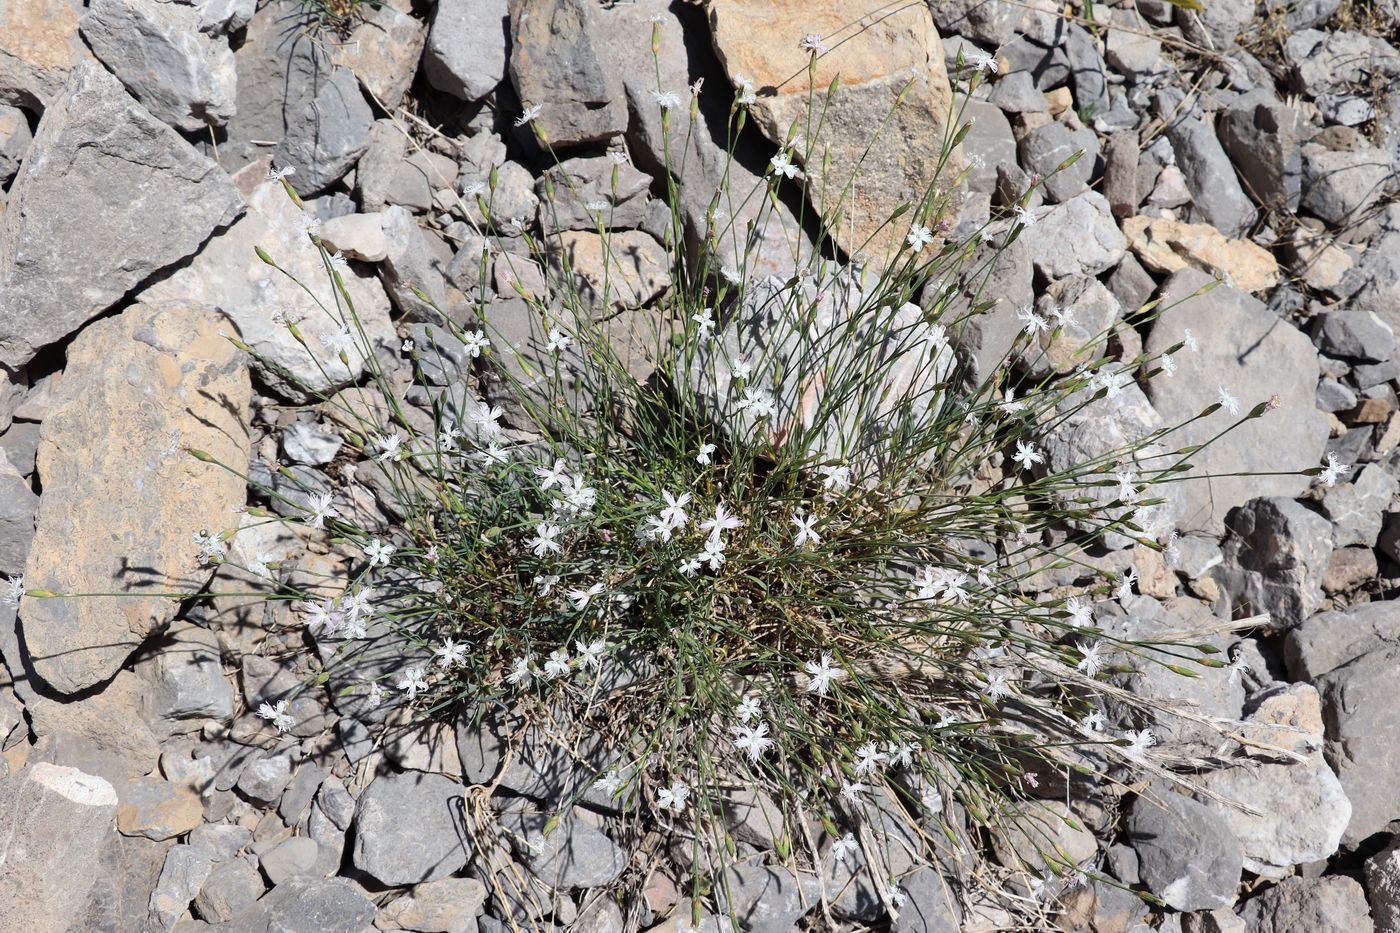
[20,300,250,694]
[0,61,243,368]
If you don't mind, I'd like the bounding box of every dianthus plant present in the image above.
[219,42,1287,926]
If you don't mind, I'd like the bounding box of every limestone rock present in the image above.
[375,877,487,932]
[330,3,426,106]
[20,301,249,694]
[547,230,670,310]
[423,0,508,101]
[80,0,237,132]
[145,180,395,402]
[1024,191,1127,279]
[1217,497,1333,631]
[1286,600,1400,681]
[0,0,91,109]
[352,770,471,885]
[708,0,958,262]
[116,775,203,841]
[1144,269,1328,534]
[1239,875,1371,933]
[1314,644,1400,844]
[508,0,626,145]
[501,806,628,890]
[0,62,244,368]
[0,448,36,577]
[1127,791,1243,910]
[1122,215,1280,294]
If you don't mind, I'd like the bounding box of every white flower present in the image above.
[1122,728,1156,758]
[397,666,429,699]
[1159,352,1176,377]
[514,103,543,127]
[545,328,572,353]
[969,52,999,73]
[1114,469,1138,503]
[364,538,395,568]
[735,696,761,722]
[297,214,320,237]
[698,535,727,570]
[1164,531,1181,564]
[543,648,571,679]
[461,330,489,358]
[692,307,715,340]
[1216,384,1241,416]
[593,769,623,795]
[791,512,821,549]
[886,740,918,769]
[1116,568,1137,602]
[733,74,757,106]
[1183,328,1199,352]
[803,652,845,696]
[192,530,225,564]
[906,224,934,253]
[1081,710,1107,733]
[1047,304,1076,328]
[299,597,343,634]
[257,700,296,733]
[656,781,690,812]
[1065,596,1093,628]
[799,33,827,53]
[527,522,562,557]
[1076,640,1108,677]
[921,787,944,812]
[983,669,1013,703]
[1016,305,1048,336]
[1318,452,1351,487]
[507,655,535,686]
[819,464,852,496]
[267,163,296,180]
[476,441,508,465]
[535,458,569,490]
[731,721,775,762]
[769,151,800,179]
[469,401,504,437]
[831,832,859,863]
[700,501,744,538]
[1226,653,1251,686]
[575,638,606,670]
[374,431,405,463]
[678,556,702,576]
[568,582,606,612]
[696,443,716,465]
[367,681,387,706]
[328,251,349,268]
[1011,439,1043,471]
[659,490,692,530]
[839,779,867,803]
[736,386,777,418]
[1012,204,1037,227]
[1001,387,1025,413]
[434,638,468,669]
[852,741,888,777]
[301,491,337,530]
[534,574,560,597]
[651,89,682,110]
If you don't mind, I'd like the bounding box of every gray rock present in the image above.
[1106,9,1163,78]
[1019,121,1099,203]
[194,855,264,922]
[1166,116,1254,237]
[328,2,425,107]
[0,420,38,477]
[280,420,343,466]
[508,0,626,145]
[0,763,119,928]
[139,619,234,736]
[961,99,1017,197]
[1365,835,1400,932]
[187,823,253,863]
[1286,599,1400,681]
[1342,230,1400,333]
[198,0,255,34]
[1107,252,1157,313]
[1218,88,1307,213]
[235,752,292,804]
[1104,129,1140,218]
[240,654,332,739]
[1301,144,1393,227]
[536,155,653,232]
[1286,30,1400,99]
[148,844,216,931]
[1217,498,1333,631]
[1029,274,1122,378]
[424,0,508,101]
[716,862,820,933]
[80,0,237,132]
[411,322,473,386]
[380,205,454,324]
[352,770,470,885]
[1316,378,1358,412]
[1025,191,1127,279]
[1144,269,1329,534]
[1063,23,1111,116]
[376,877,488,933]
[1239,875,1371,933]
[276,764,327,826]
[891,867,962,933]
[455,705,610,801]
[0,103,32,184]
[987,71,1046,113]
[271,63,372,197]
[355,120,408,213]
[1321,465,1397,548]
[500,806,627,890]
[947,228,1033,378]
[227,876,376,933]
[259,837,319,884]
[0,450,36,576]
[1128,792,1243,911]
[1314,643,1400,844]
[0,62,243,369]
[79,830,175,933]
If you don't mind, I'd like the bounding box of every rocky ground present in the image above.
[0,0,1399,930]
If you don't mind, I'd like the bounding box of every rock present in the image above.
[1144,269,1328,534]
[1106,9,1163,78]
[501,806,627,890]
[546,230,670,310]
[0,62,243,368]
[1028,274,1121,377]
[0,103,32,184]
[1321,465,1397,548]
[319,213,388,262]
[1287,600,1400,681]
[240,655,332,739]
[145,181,395,402]
[707,0,958,261]
[355,120,408,213]
[1217,497,1333,632]
[1103,129,1140,218]
[961,100,1017,196]
[716,862,820,933]
[1285,29,1400,99]
[188,823,253,861]
[1165,116,1254,237]
[236,752,292,804]
[949,227,1034,378]
[1313,642,1400,844]
[0,450,36,576]
[1301,143,1393,226]
[227,876,376,933]
[988,71,1047,113]
[194,855,264,922]
[352,770,470,885]
[1218,88,1307,213]
[148,844,216,931]
[80,830,175,932]
[80,0,237,132]
[271,62,372,197]
[424,0,508,101]
[537,155,654,232]
[1365,835,1400,932]
[1316,310,1396,362]
[260,837,319,884]
[0,0,90,109]
[1323,546,1376,594]
[19,301,249,693]
[455,705,610,800]
[116,775,203,841]
[198,0,255,34]
[508,0,626,145]
[1239,875,1371,933]
[1019,121,1098,203]
[891,867,962,933]
[1127,791,1243,911]
[281,420,344,466]
[24,672,162,782]
[375,877,488,932]
[138,619,235,736]
[990,800,1098,873]
[0,763,118,931]
[330,3,426,106]
[1025,191,1127,279]
[382,149,457,213]
[1122,215,1279,294]
[379,204,454,324]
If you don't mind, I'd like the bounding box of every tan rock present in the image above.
[1243,682,1324,759]
[115,775,203,840]
[0,0,93,109]
[20,300,250,694]
[708,0,959,262]
[1044,86,1073,116]
[319,213,389,262]
[1123,215,1279,294]
[330,2,426,106]
[27,668,161,783]
[547,230,670,310]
